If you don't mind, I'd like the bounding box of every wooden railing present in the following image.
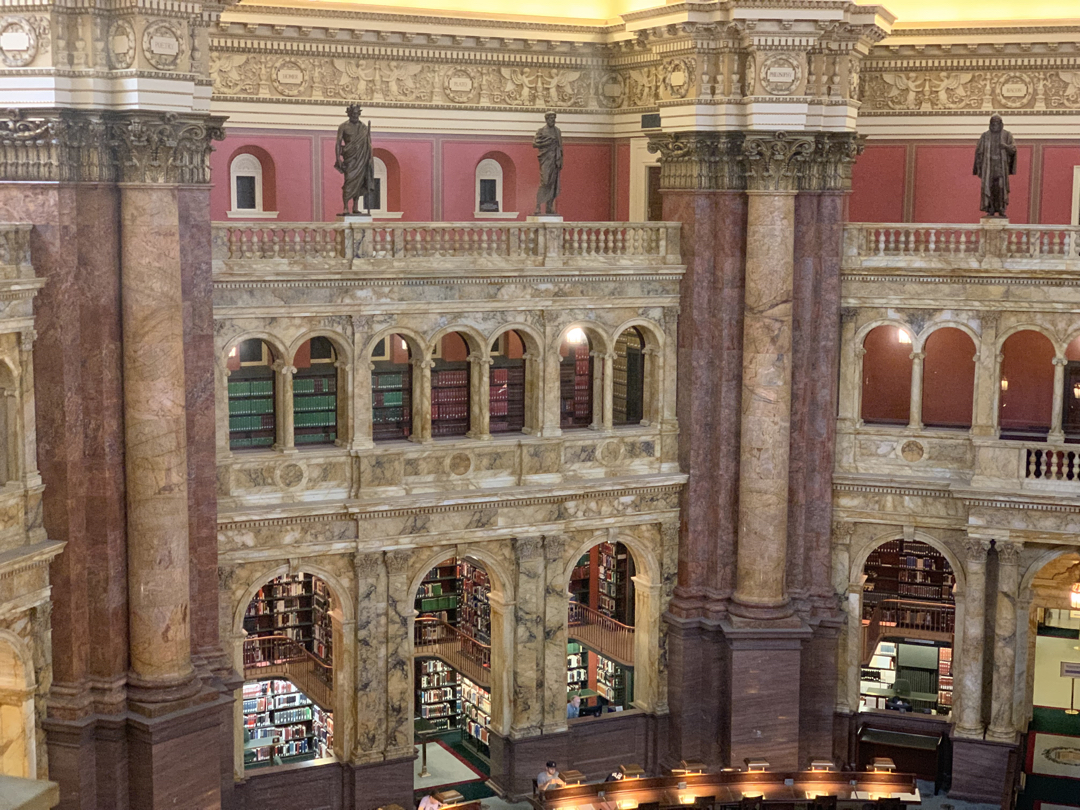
[243,634,333,711]
[568,601,634,667]
[413,618,491,688]
[864,599,955,663]
[843,222,1080,268]
[211,220,682,271]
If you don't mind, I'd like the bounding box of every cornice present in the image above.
[0,539,66,580]
[888,24,1080,37]
[213,272,685,288]
[834,476,1080,514]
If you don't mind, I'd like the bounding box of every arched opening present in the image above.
[432,332,471,438]
[227,147,277,218]
[371,149,402,215]
[0,636,32,778]
[567,540,636,718]
[474,152,517,218]
[560,328,593,429]
[228,338,277,450]
[371,333,413,442]
[489,329,526,434]
[241,573,335,770]
[860,538,955,719]
[1027,553,1080,743]
[413,556,493,779]
[613,327,646,426]
[1062,336,1080,441]
[1000,330,1055,440]
[861,325,913,425]
[293,337,338,446]
[922,327,976,429]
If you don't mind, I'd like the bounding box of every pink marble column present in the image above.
[732,189,797,616]
[120,183,197,700]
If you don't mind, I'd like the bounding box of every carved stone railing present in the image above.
[568,601,634,667]
[863,598,955,663]
[843,222,1080,271]
[212,221,682,273]
[1023,444,1080,483]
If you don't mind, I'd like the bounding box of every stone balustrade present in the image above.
[211,220,682,273]
[843,221,1080,270]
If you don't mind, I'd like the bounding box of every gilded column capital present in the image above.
[109,112,225,185]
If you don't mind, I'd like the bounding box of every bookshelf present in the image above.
[567,642,588,696]
[415,659,461,732]
[228,376,275,450]
[613,328,645,426]
[569,543,634,624]
[862,539,955,616]
[293,339,337,446]
[243,573,333,667]
[372,362,412,442]
[859,640,952,715]
[569,556,590,605]
[560,343,592,428]
[415,561,461,623]
[489,364,526,433]
[595,653,632,707]
[431,366,470,437]
[242,679,332,768]
[459,560,491,645]
[461,675,491,756]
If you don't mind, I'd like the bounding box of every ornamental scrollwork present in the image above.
[0,17,38,68]
[107,19,136,70]
[443,66,481,104]
[109,113,225,185]
[662,57,694,99]
[595,72,625,109]
[742,131,816,192]
[141,20,185,72]
[491,67,585,108]
[270,58,311,97]
[627,65,662,107]
[211,53,263,95]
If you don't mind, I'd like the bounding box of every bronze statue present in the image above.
[532,111,563,216]
[334,104,374,215]
[973,113,1017,218]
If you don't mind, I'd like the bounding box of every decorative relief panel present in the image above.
[0,17,38,68]
[107,19,136,70]
[142,20,185,72]
[759,53,803,96]
[861,66,1080,113]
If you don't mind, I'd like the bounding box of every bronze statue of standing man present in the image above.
[532,111,563,216]
[973,113,1017,218]
[334,104,374,215]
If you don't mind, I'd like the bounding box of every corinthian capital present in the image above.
[742,131,817,192]
[646,132,745,191]
[109,112,225,185]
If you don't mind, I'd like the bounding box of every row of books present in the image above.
[295,410,336,428]
[433,369,468,387]
[294,395,337,413]
[897,583,948,599]
[229,380,274,397]
[420,686,458,703]
[230,415,275,432]
[490,367,524,385]
[294,377,335,394]
[229,397,273,415]
[373,390,408,407]
[373,372,408,390]
[418,702,458,718]
[373,407,410,423]
[432,387,468,404]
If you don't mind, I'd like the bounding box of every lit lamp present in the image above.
[744,759,770,772]
[870,757,896,773]
[1000,376,1009,392]
[809,760,838,772]
[679,795,696,805]
[678,759,707,775]
[619,763,645,779]
[1070,582,1080,610]
[1073,382,1080,400]
[616,801,639,810]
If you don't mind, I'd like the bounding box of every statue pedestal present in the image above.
[338,213,373,223]
[526,215,563,223]
[980,216,1009,225]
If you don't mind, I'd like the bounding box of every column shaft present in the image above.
[908,351,925,430]
[120,184,195,694]
[987,543,1021,742]
[954,539,989,738]
[733,191,796,615]
[1050,357,1066,442]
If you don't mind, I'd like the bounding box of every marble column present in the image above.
[488,592,514,737]
[520,351,542,434]
[541,535,569,733]
[349,316,375,450]
[908,350,925,431]
[972,313,1000,438]
[467,354,492,440]
[410,358,434,443]
[510,536,545,737]
[1050,356,1067,443]
[1013,593,1035,734]
[987,541,1022,742]
[601,352,615,431]
[731,188,797,616]
[119,181,197,701]
[333,358,352,447]
[632,577,663,713]
[274,360,296,452]
[384,550,414,760]
[954,537,990,739]
[352,552,388,763]
[331,610,357,761]
[16,330,39,488]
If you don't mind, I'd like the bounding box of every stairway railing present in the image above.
[413,617,491,688]
[243,634,333,711]
[568,601,635,666]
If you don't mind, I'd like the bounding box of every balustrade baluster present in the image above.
[926,229,936,254]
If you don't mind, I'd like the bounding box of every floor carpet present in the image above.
[1032,707,1080,736]
[1027,732,1080,781]
[414,732,496,803]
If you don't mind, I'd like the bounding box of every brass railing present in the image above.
[413,617,491,688]
[568,601,634,667]
[212,220,682,270]
[243,634,333,711]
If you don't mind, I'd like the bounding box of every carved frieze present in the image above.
[646,132,746,192]
[861,67,1080,113]
[142,20,185,72]
[108,19,137,70]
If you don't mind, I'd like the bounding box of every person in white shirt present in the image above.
[417,795,442,810]
[537,761,566,792]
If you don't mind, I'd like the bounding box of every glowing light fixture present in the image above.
[566,327,587,345]
[741,791,764,800]
[871,757,896,773]
[809,760,837,772]
[679,795,696,805]
[616,801,639,810]
[745,759,770,772]
[228,345,238,358]
[400,338,408,351]
[1000,376,1009,392]
[897,329,912,344]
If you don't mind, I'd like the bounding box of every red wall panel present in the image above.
[861,325,913,425]
[849,145,906,223]
[615,142,631,222]
[922,327,976,428]
[211,133,316,222]
[913,144,1032,224]
[1040,145,1080,225]
[999,330,1055,433]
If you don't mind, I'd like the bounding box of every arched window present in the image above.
[860,538,954,717]
[490,330,526,434]
[227,339,276,450]
[1064,335,1080,440]
[0,637,32,777]
[241,573,335,769]
[228,153,277,219]
[999,330,1055,440]
[613,327,646,426]
[371,334,412,442]
[474,157,517,219]
[861,325,913,425]
[560,329,593,429]
[922,328,976,429]
[432,332,471,438]
[293,337,338,446]
[568,540,636,714]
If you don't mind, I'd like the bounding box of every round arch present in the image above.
[486,323,544,357]
[996,323,1062,353]
[428,324,487,358]
[609,317,665,353]
[407,545,512,606]
[554,321,612,355]
[287,330,351,366]
[222,332,288,367]
[855,318,914,347]
[851,529,966,596]
[916,320,980,353]
[559,530,661,593]
[231,562,355,637]
[1020,546,1080,595]
[362,327,426,361]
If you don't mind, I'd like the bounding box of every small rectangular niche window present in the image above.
[235,176,257,210]
[364,177,382,214]
[478,178,499,212]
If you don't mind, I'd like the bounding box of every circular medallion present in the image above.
[901,440,925,463]
[277,463,305,489]
[663,57,693,99]
[443,67,478,103]
[760,54,803,96]
[598,440,622,465]
[0,17,37,68]
[141,20,184,71]
[107,19,136,70]
[596,72,625,109]
[448,453,472,476]
[271,59,309,97]
[996,73,1034,108]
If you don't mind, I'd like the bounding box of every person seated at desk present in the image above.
[578,696,609,718]
[567,696,581,719]
[417,796,442,810]
[537,761,567,792]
